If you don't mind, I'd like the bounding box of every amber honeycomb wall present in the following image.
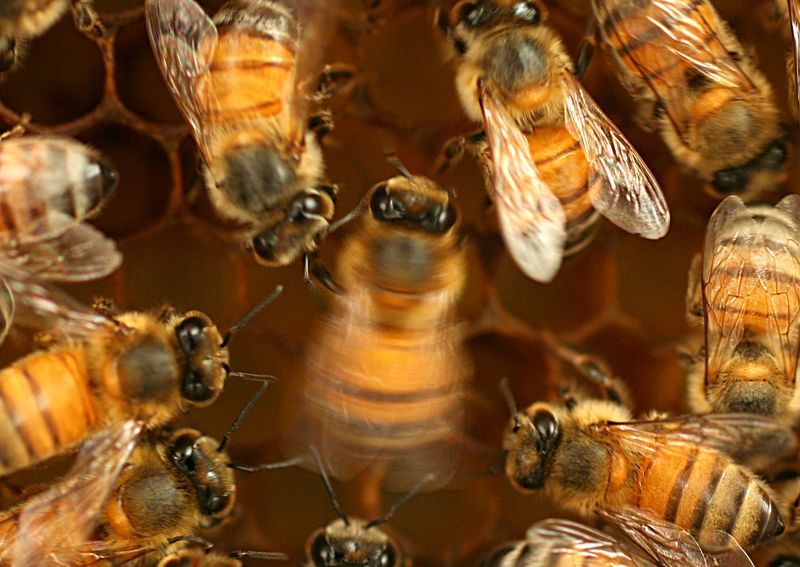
[0,0,797,565]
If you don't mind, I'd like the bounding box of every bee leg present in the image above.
[575,18,599,79]
[308,111,334,143]
[0,36,16,73]
[315,63,357,101]
[543,332,631,409]
[435,130,485,175]
[312,261,344,295]
[91,296,118,317]
[0,113,30,141]
[71,0,105,37]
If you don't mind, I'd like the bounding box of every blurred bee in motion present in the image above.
[484,518,654,567]
[584,0,788,200]
[283,173,469,491]
[437,0,669,283]
[146,0,340,271]
[502,343,791,564]
[682,195,800,423]
[0,425,238,566]
[0,259,280,478]
[0,133,122,342]
[0,0,104,72]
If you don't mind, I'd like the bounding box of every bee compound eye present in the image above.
[379,545,397,567]
[252,231,279,261]
[711,167,748,195]
[176,316,208,354]
[370,183,404,221]
[532,409,558,441]
[311,533,334,566]
[513,1,540,23]
[171,434,198,471]
[300,192,326,216]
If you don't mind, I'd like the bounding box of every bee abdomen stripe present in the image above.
[19,365,61,447]
[664,448,698,523]
[690,461,724,533]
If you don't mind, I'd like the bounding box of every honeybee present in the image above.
[0,135,120,278]
[0,0,103,72]
[303,448,422,567]
[682,195,800,423]
[504,377,789,564]
[585,0,788,200]
[0,425,236,566]
[146,0,338,269]
[284,174,469,491]
[0,260,279,478]
[437,0,669,283]
[484,519,653,567]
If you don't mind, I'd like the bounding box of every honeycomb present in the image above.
[0,0,796,565]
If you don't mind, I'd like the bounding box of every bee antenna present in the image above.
[228,551,289,561]
[366,473,434,529]
[310,445,350,526]
[228,455,306,472]
[217,375,276,453]
[499,377,521,431]
[220,284,283,348]
[379,132,413,179]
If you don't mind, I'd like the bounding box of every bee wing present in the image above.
[598,507,754,567]
[145,0,219,165]
[790,0,800,115]
[0,137,113,244]
[527,519,650,565]
[0,259,123,340]
[561,73,669,239]
[603,413,797,469]
[479,85,566,283]
[1,214,122,282]
[6,421,143,567]
[592,0,754,138]
[702,195,800,384]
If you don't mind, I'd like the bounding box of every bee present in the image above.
[682,195,800,423]
[146,0,338,269]
[0,134,120,279]
[484,519,653,567]
[0,0,103,72]
[502,354,791,563]
[437,0,669,283]
[585,0,788,200]
[157,547,287,567]
[284,173,469,491]
[0,424,237,566]
[304,447,422,567]
[0,260,280,478]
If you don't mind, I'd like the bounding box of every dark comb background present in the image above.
[0,0,797,564]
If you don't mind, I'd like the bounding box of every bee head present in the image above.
[308,520,399,567]
[174,312,228,406]
[249,188,335,266]
[367,176,458,235]
[503,404,560,492]
[167,429,236,526]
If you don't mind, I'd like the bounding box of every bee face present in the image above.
[308,521,399,567]
[709,139,789,197]
[367,176,458,235]
[173,312,228,406]
[249,189,335,266]
[166,429,235,526]
[222,146,298,211]
[503,405,560,492]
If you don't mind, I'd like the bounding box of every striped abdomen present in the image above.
[0,346,99,476]
[0,137,114,241]
[629,445,783,549]
[525,127,600,258]
[199,0,298,124]
[593,0,729,93]
[704,206,800,334]
[295,227,469,489]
